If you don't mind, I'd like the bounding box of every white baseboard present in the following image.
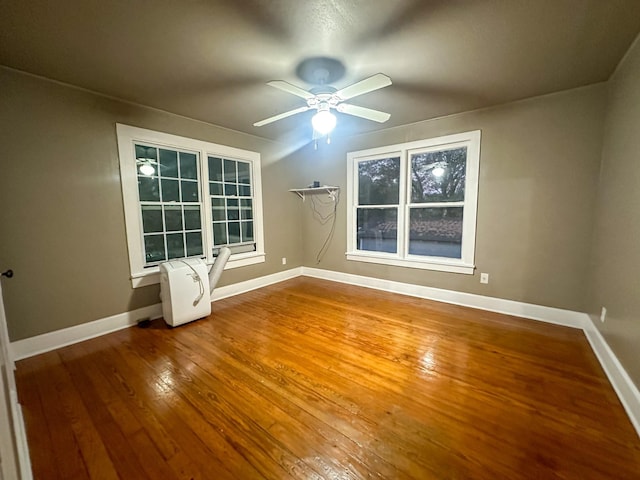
[9,265,639,438]
[10,268,303,361]
[301,267,587,329]
[583,314,640,437]
[10,303,163,361]
[210,267,302,302]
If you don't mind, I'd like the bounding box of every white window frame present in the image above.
[117,124,265,287]
[346,130,481,275]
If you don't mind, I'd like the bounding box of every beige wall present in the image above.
[296,84,606,312]
[0,68,304,341]
[587,37,640,387]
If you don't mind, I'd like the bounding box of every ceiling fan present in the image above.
[253,73,393,134]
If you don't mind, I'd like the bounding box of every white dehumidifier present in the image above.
[159,258,210,327]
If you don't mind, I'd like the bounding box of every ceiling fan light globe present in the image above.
[432,166,445,177]
[139,163,155,176]
[312,110,336,135]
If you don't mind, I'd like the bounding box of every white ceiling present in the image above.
[2,0,639,143]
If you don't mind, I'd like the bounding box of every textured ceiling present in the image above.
[2,0,640,143]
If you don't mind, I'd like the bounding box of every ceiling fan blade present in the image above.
[267,80,315,100]
[337,103,391,123]
[253,106,310,127]
[335,73,392,101]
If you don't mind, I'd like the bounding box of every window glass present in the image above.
[138,176,159,202]
[228,222,241,244]
[167,233,185,259]
[238,162,251,184]
[184,206,201,230]
[409,207,463,258]
[224,159,237,183]
[227,198,239,221]
[159,149,178,177]
[240,199,253,220]
[411,148,466,203]
[141,206,162,233]
[144,235,166,263]
[161,179,180,202]
[242,221,254,242]
[164,206,183,232]
[211,198,226,221]
[209,157,223,182]
[186,232,203,257]
[180,152,198,179]
[356,208,398,253]
[181,181,199,202]
[213,222,227,246]
[358,157,400,205]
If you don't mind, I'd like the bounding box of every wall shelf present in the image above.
[289,186,339,201]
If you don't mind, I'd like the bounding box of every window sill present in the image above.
[130,252,266,288]
[345,252,475,275]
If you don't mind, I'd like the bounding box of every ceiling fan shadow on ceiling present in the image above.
[253,71,392,143]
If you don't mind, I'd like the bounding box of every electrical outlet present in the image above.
[282,257,287,265]
[480,273,489,284]
[600,307,607,323]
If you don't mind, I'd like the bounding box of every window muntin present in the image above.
[117,124,265,287]
[347,131,480,274]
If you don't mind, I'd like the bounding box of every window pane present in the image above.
[166,233,185,259]
[135,145,157,162]
[411,147,466,203]
[241,221,254,242]
[213,222,227,245]
[209,157,223,182]
[356,208,397,253]
[224,183,238,196]
[227,198,239,220]
[161,179,179,202]
[224,159,237,183]
[238,185,252,197]
[228,222,241,243]
[180,152,198,180]
[181,181,199,202]
[238,162,251,184]
[358,157,400,205]
[186,231,203,256]
[210,182,223,195]
[159,149,178,178]
[211,198,226,221]
[240,199,253,220]
[144,235,166,263]
[184,205,201,230]
[141,206,163,233]
[164,205,183,231]
[138,176,160,202]
[409,207,463,258]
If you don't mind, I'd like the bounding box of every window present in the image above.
[347,130,480,274]
[117,124,264,287]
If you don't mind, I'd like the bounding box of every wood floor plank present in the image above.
[16,277,640,479]
[16,353,89,480]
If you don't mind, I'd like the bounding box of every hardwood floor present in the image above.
[16,277,640,479]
